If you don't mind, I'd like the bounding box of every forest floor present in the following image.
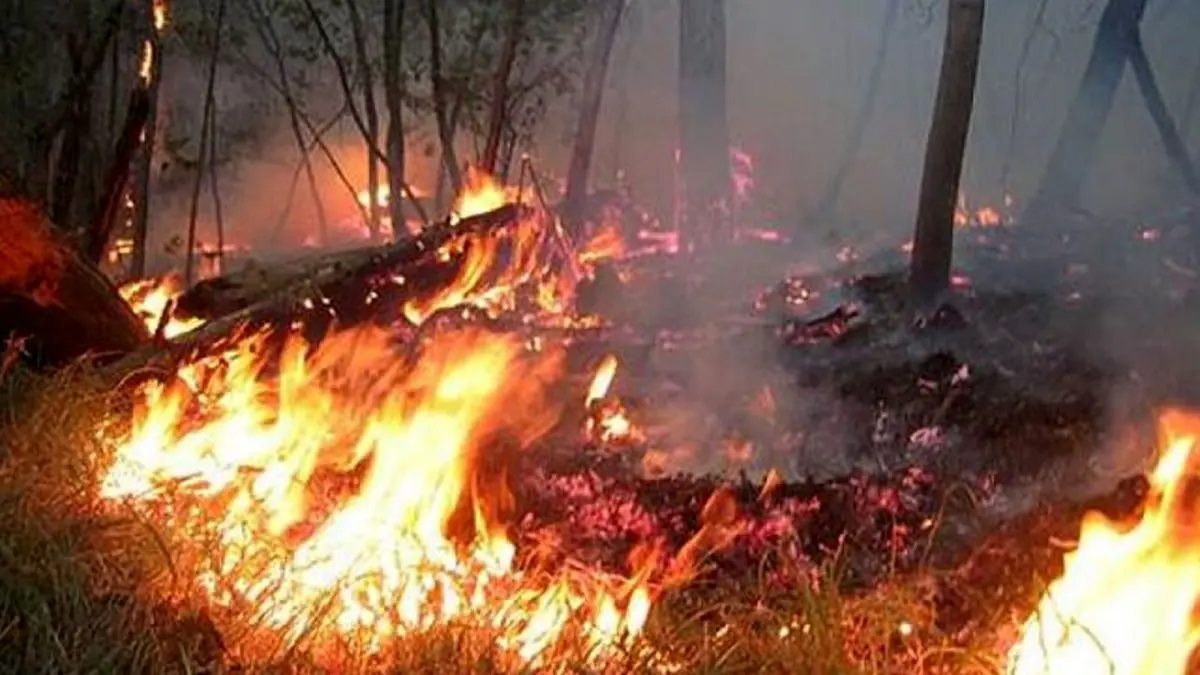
[2,211,1199,673]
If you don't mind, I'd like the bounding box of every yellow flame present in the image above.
[1006,409,1200,675]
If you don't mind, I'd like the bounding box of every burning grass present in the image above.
[0,361,1014,674]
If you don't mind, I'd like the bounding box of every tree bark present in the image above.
[678,0,730,251]
[1125,30,1200,195]
[481,0,527,174]
[1026,0,1148,218]
[908,0,985,305]
[561,0,626,235]
[384,0,408,237]
[424,0,463,199]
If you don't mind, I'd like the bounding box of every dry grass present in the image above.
[0,365,1008,674]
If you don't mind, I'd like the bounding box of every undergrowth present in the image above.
[0,365,1007,674]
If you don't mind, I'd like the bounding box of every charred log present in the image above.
[102,204,523,383]
[0,198,148,367]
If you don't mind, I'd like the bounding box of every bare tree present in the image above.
[130,0,165,277]
[807,0,899,228]
[383,0,408,235]
[909,0,985,305]
[482,0,528,174]
[1125,19,1199,195]
[184,0,227,287]
[561,0,626,235]
[344,0,383,239]
[1026,0,1148,218]
[424,0,464,200]
[678,0,730,250]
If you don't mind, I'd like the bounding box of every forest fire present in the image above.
[1006,410,1200,675]
[94,172,673,668]
[97,324,661,667]
[117,274,203,338]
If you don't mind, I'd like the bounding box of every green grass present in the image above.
[0,365,1010,674]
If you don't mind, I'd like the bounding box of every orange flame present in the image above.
[99,326,654,665]
[118,274,204,338]
[1006,409,1200,675]
[584,355,640,445]
[401,169,567,325]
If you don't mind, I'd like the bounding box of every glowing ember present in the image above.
[118,274,204,338]
[1006,409,1200,675]
[98,326,655,666]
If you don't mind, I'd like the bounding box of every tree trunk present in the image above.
[184,0,227,287]
[1126,30,1200,195]
[678,0,730,251]
[1026,0,1148,218]
[807,0,900,227]
[908,0,985,305]
[0,198,148,367]
[90,87,151,265]
[424,0,463,201]
[131,0,164,278]
[384,0,408,237]
[562,0,626,235]
[344,0,382,240]
[481,0,527,174]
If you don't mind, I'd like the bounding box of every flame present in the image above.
[99,325,655,666]
[118,274,205,338]
[138,42,155,83]
[452,167,531,224]
[578,224,626,269]
[1006,409,1200,675]
[400,169,570,325]
[584,355,640,445]
[153,0,169,31]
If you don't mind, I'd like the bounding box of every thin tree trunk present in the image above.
[184,0,226,287]
[344,0,382,240]
[131,0,164,278]
[384,0,408,237]
[808,0,899,227]
[207,105,225,274]
[1027,0,1148,217]
[90,88,151,265]
[433,18,486,211]
[251,0,332,245]
[481,0,527,174]
[424,0,463,199]
[1126,30,1200,195]
[909,0,985,305]
[562,0,626,234]
[1182,57,1200,143]
[678,0,730,251]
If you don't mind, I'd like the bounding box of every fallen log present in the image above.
[174,246,382,322]
[0,198,150,366]
[102,203,524,384]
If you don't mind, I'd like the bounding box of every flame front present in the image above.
[100,325,653,665]
[1006,410,1200,675]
